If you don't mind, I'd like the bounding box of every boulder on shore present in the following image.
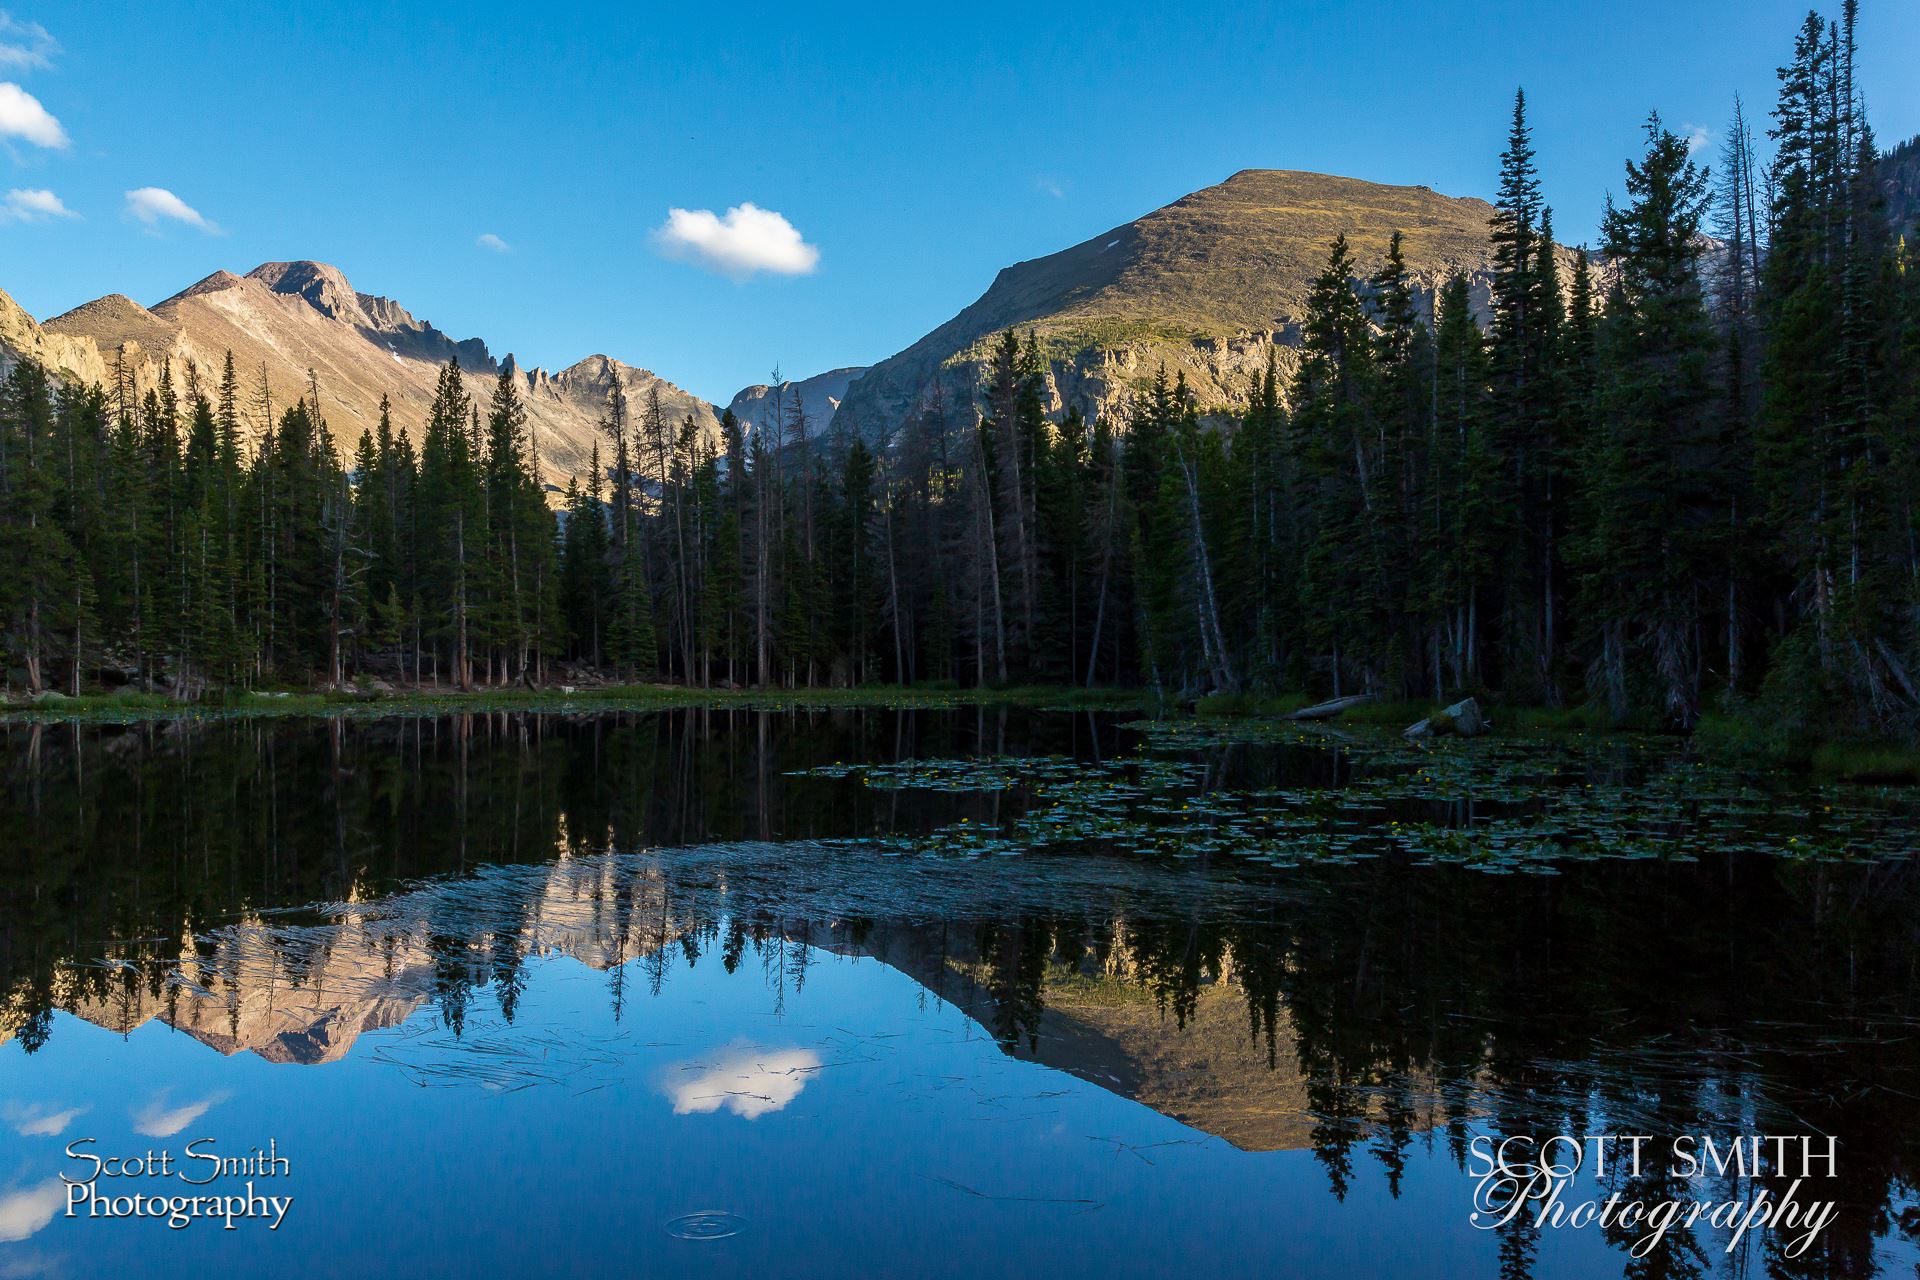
[1404,697,1487,740]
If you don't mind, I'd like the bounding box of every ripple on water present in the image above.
[666,1210,748,1241]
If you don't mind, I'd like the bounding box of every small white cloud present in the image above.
[124,186,218,234]
[654,202,818,279]
[0,14,55,72]
[3,1102,87,1136]
[1036,177,1066,199]
[0,82,64,147]
[1684,123,1713,156]
[665,1046,822,1119]
[132,1090,227,1138]
[476,232,510,253]
[0,1182,62,1243]
[0,187,72,223]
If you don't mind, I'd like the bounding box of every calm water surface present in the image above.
[1,706,1918,1278]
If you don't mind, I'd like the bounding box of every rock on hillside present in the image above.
[38,261,718,489]
[833,169,1503,439]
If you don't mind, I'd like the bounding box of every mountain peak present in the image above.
[156,270,244,308]
[557,354,625,384]
[247,260,366,323]
[1208,167,1481,203]
[54,292,159,322]
[46,291,179,354]
[834,167,1502,436]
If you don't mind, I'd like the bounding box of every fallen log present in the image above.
[1286,694,1376,722]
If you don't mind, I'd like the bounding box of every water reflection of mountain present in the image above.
[32,846,1407,1153]
[859,925,1367,1152]
[35,854,704,1065]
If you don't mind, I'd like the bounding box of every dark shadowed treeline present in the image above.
[0,356,558,694]
[1,6,1915,742]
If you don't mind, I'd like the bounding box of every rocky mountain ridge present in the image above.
[830,168,1507,440]
[725,365,867,441]
[18,261,721,489]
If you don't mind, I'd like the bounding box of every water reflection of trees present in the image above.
[927,857,1920,1278]
[0,707,1084,1038]
[1,712,1917,1277]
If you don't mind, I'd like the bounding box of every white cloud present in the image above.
[476,232,510,253]
[0,14,55,73]
[132,1090,227,1137]
[0,82,63,147]
[3,1102,86,1136]
[1036,177,1066,199]
[664,1046,822,1119]
[1684,123,1714,156]
[0,1183,62,1243]
[124,186,218,233]
[0,187,71,222]
[654,202,818,279]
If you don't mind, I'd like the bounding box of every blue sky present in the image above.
[1,0,1915,404]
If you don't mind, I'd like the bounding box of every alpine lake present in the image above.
[1,701,1918,1278]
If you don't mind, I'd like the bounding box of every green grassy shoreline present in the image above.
[0,683,1161,726]
[5,683,1915,783]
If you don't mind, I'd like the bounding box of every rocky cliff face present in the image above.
[1883,133,1920,243]
[832,169,1503,439]
[31,261,719,489]
[725,365,867,441]
[0,284,109,386]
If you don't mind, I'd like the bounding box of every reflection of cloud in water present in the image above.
[0,1182,64,1242]
[3,1102,87,1137]
[666,1047,823,1119]
[133,1090,229,1137]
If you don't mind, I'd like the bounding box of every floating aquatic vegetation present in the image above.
[791,719,1920,875]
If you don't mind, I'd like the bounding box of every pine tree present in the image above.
[1231,350,1295,688]
[417,360,479,686]
[1291,234,1381,697]
[1430,274,1496,690]
[1,362,83,694]
[560,447,613,669]
[608,555,657,681]
[482,364,551,683]
[1576,115,1717,726]
[1485,88,1566,697]
[834,436,879,684]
